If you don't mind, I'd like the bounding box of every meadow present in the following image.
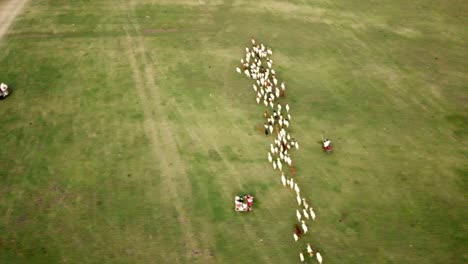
[0,0,466,263]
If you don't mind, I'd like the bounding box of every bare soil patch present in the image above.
[0,0,31,42]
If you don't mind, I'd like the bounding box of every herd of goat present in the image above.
[236,38,323,263]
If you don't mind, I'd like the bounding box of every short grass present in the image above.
[0,0,467,263]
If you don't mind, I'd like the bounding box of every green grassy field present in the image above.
[0,0,467,263]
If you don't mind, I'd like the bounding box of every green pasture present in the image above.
[0,0,466,263]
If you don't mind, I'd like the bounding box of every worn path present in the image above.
[0,0,30,42]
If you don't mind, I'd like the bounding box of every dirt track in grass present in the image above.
[0,0,30,42]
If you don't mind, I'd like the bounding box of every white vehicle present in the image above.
[0,83,9,99]
[234,194,254,212]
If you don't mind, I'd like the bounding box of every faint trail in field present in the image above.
[121,3,199,262]
[166,98,281,263]
[0,0,30,42]
[122,31,197,262]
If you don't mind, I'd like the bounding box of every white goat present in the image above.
[296,210,302,221]
[303,209,309,220]
[307,243,313,256]
[309,208,316,221]
[301,220,308,234]
[296,194,302,205]
[316,252,322,264]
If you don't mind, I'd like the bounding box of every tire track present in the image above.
[120,4,199,262]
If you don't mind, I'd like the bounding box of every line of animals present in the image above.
[236,38,323,263]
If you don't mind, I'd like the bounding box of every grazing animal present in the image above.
[295,224,302,237]
[296,194,302,205]
[294,183,300,193]
[309,208,316,220]
[281,173,286,186]
[272,162,277,170]
[293,233,299,242]
[302,199,309,210]
[300,252,305,262]
[268,152,273,163]
[303,209,309,220]
[290,178,294,189]
[285,104,289,112]
[307,243,314,256]
[316,252,323,264]
[301,220,308,234]
[296,210,302,221]
[236,67,241,73]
